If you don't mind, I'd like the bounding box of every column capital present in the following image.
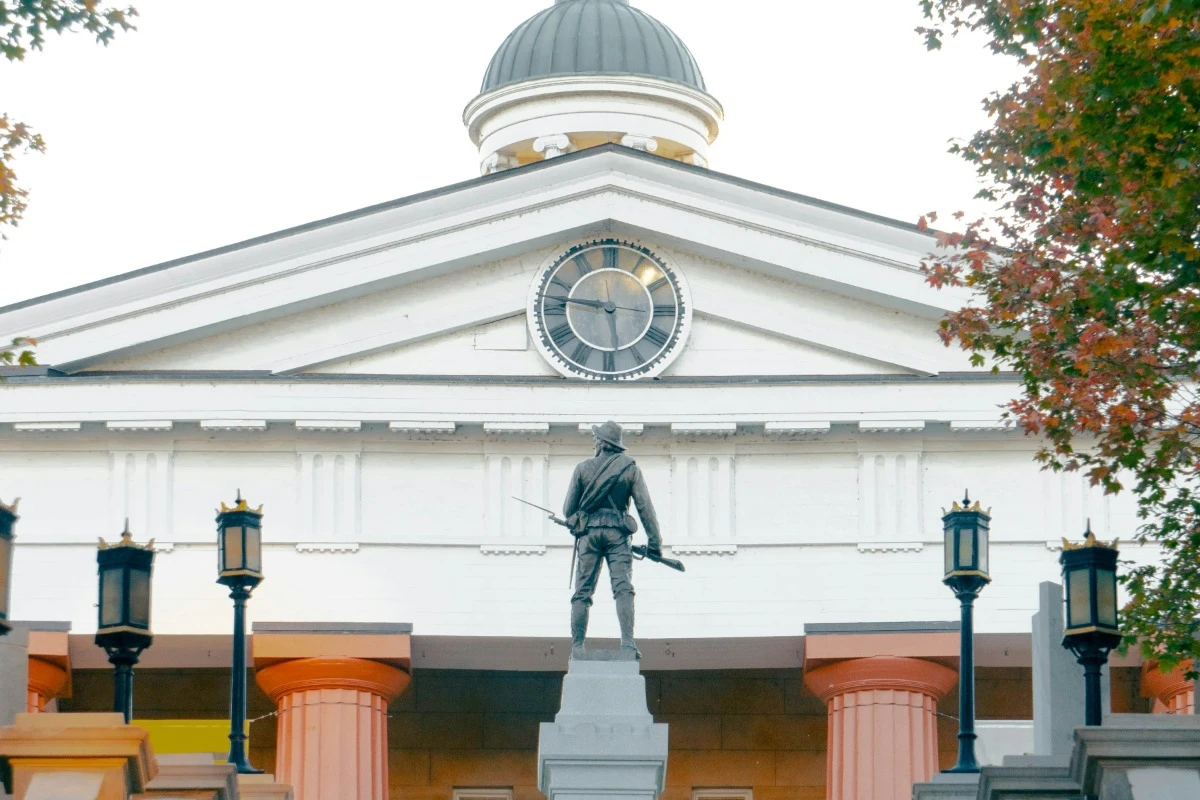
[256,656,410,704]
[25,626,72,713]
[805,656,958,703]
[1141,659,1195,714]
[27,657,70,712]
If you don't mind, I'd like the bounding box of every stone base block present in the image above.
[1073,713,1200,799]
[0,713,153,800]
[538,660,668,800]
[135,754,237,800]
[911,772,980,800]
[237,773,295,800]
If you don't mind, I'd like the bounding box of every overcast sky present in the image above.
[0,1,1020,305]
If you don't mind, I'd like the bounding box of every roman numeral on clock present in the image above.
[603,351,616,372]
[571,342,593,365]
[602,247,619,269]
[646,277,668,292]
[551,276,572,291]
[544,302,566,316]
[572,254,592,274]
[643,326,669,347]
[653,304,675,316]
[627,344,644,363]
[549,323,574,347]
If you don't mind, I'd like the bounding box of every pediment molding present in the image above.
[0,148,966,373]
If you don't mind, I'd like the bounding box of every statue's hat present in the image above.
[591,420,626,451]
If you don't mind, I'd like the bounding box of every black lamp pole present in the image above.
[0,498,17,638]
[942,491,991,774]
[94,520,155,723]
[1060,523,1122,727]
[217,492,265,774]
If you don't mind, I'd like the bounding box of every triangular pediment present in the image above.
[0,146,976,378]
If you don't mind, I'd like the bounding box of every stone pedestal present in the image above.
[237,773,295,800]
[135,754,238,800]
[910,772,979,800]
[977,755,1080,799]
[253,623,412,800]
[537,657,668,800]
[1071,713,1200,799]
[0,629,29,728]
[806,656,957,800]
[0,713,154,800]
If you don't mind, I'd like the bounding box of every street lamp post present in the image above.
[0,497,18,637]
[217,492,265,774]
[94,521,155,723]
[941,491,991,774]
[1060,524,1121,727]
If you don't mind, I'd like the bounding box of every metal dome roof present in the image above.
[480,0,706,94]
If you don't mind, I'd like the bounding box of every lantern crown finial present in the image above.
[0,496,19,515]
[98,521,154,551]
[219,492,263,515]
[945,490,989,516]
[1061,527,1119,552]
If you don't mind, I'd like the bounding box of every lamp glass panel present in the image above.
[0,536,9,617]
[245,527,261,573]
[1096,568,1118,628]
[128,568,151,628]
[1067,567,1092,628]
[944,528,954,573]
[978,527,989,574]
[223,526,243,571]
[957,526,974,569]
[100,567,124,627]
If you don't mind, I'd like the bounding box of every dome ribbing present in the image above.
[480,0,706,94]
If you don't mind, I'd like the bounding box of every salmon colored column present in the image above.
[26,627,72,713]
[1142,660,1195,715]
[256,656,409,800]
[26,657,70,712]
[805,656,957,800]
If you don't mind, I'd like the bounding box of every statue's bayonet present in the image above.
[511,496,567,527]
[512,496,574,586]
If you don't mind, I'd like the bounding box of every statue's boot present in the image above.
[616,594,640,661]
[570,600,589,659]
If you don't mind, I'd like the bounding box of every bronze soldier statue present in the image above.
[563,420,663,659]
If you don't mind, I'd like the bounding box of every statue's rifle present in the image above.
[510,496,686,584]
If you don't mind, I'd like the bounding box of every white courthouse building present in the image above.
[0,2,1172,800]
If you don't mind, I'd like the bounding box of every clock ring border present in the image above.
[525,238,693,381]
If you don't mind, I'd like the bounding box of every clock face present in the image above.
[528,239,691,380]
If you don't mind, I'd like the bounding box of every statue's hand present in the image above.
[647,543,663,558]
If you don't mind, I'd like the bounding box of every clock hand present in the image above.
[606,305,620,350]
[538,293,647,313]
[538,293,603,311]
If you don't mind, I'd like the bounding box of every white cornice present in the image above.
[0,376,1022,431]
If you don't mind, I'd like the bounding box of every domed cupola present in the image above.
[464,0,723,174]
